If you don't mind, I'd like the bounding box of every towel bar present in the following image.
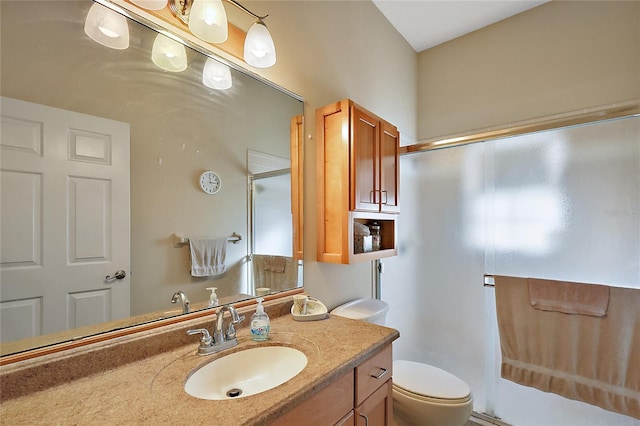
[173,232,242,248]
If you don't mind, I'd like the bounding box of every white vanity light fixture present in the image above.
[202,58,233,90]
[168,0,228,43]
[166,0,277,67]
[152,33,188,72]
[188,0,229,43]
[243,18,276,68]
[84,3,130,50]
[129,0,168,11]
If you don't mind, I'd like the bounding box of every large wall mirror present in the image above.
[0,0,304,357]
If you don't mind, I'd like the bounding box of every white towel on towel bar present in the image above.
[189,237,227,277]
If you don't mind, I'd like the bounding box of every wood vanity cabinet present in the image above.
[354,344,393,426]
[271,344,393,426]
[316,99,400,264]
[355,380,393,426]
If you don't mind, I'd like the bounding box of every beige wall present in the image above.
[247,0,419,308]
[240,1,639,309]
[8,0,636,314]
[417,0,640,140]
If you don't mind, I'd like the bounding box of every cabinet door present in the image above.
[355,379,393,426]
[351,105,380,212]
[271,371,354,425]
[379,121,399,213]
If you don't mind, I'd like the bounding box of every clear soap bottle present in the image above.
[206,287,219,308]
[250,298,270,341]
[370,222,381,251]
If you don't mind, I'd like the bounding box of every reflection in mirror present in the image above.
[248,151,302,295]
[0,0,303,357]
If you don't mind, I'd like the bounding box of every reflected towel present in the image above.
[528,278,610,317]
[252,254,298,292]
[189,237,227,277]
[263,255,286,273]
[495,275,640,420]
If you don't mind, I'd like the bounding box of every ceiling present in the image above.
[372,0,549,52]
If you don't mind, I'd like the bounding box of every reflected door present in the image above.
[0,97,130,343]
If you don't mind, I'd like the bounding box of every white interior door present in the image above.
[0,96,130,343]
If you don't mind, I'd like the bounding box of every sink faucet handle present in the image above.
[234,314,246,324]
[187,328,212,346]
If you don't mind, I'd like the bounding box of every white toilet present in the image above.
[331,298,473,426]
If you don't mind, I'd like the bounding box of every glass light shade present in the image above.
[129,0,168,11]
[151,34,188,72]
[202,58,232,90]
[188,0,228,43]
[84,3,129,50]
[244,21,276,68]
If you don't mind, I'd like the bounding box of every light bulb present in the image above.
[188,0,228,43]
[244,20,276,68]
[202,58,232,90]
[84,3,129,50]
[152,33,188,72]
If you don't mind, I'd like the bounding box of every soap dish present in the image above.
[291,298,328,321]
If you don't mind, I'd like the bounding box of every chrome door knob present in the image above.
[105,270,126,281]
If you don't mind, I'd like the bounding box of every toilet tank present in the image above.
[330,298,389,325]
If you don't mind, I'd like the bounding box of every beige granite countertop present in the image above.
[0,313,398,425]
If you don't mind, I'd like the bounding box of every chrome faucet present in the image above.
[187,304,245,355]
[171,291,190,314]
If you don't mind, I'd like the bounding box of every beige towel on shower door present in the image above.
[494,275,640,420]
[528,277,610,316]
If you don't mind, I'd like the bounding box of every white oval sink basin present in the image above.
[184,346,307,400]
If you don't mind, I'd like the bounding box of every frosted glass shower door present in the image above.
[383,115,639,426]
[487,117,639,425]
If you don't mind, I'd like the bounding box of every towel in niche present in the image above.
[528,277,610,317]
[189,237,227,277]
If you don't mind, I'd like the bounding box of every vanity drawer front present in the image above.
[355,344,392,406]
[272,370,354,426]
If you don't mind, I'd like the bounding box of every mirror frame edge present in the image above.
[0,288,305,366]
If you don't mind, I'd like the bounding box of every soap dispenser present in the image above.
[206,287,219,308]
[250,298,270,341]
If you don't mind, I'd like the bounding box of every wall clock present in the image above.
[199,170,222,194]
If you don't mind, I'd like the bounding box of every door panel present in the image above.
[67,289,110,329]
[0,96,130,342]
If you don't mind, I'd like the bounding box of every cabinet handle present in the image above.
[369,190,376,204]
[359,413,369,426]
[371,367,387,379]
[380,190,388,204]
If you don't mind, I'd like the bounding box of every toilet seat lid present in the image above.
[393,360,471,400]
